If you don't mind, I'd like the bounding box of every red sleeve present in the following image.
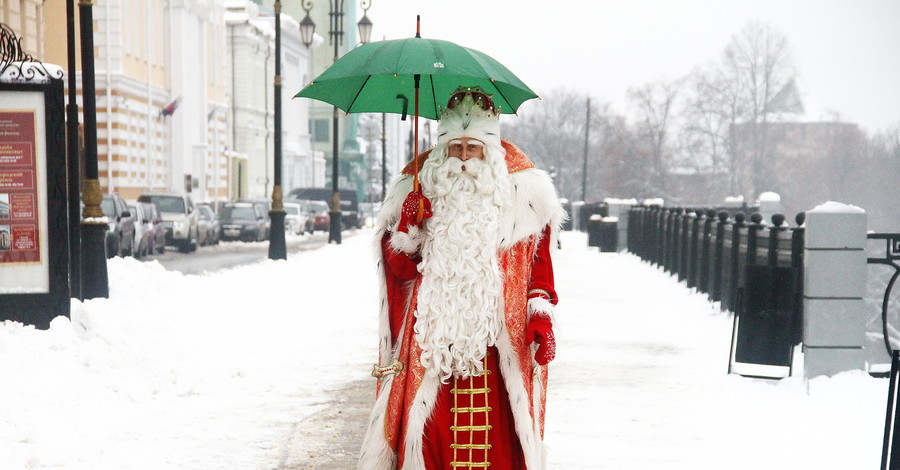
[381,232,420,280]
[528,225,558,305]
[381,232,420,342]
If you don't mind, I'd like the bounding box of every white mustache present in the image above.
[444,156,484,177]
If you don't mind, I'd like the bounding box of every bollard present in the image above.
[803,202,867,378]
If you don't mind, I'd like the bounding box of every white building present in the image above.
[225,1,320,200]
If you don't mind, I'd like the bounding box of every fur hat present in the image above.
[436,86,501,150]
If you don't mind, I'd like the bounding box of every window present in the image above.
[312,119,329,142]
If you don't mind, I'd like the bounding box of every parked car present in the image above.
[137,191,199,253]
[218,203,267,242]
[308,200,330,232]
[196,203,220,246]
[283,201,308,235]
[237,198,271,240]
[128,203,150,258]
[101,193,135,258]
[287,187,361,229]
[358,202,381,228]
[140,202,167,255]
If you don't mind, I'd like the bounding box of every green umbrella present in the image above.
[294,36,537,120]
[295,18,537,212]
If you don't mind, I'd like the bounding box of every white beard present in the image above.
[415,151,509,381]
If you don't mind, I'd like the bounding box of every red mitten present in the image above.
[398,191,433,233]
[527,314,556,365]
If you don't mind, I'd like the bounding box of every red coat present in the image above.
[359,141,565,470]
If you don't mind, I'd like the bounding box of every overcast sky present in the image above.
[359,0,900,133]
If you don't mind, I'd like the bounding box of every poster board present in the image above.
[0,79,69,328]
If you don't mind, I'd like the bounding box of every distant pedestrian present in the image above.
[359,86,566,470]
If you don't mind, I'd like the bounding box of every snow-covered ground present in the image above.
[0,230,887,469]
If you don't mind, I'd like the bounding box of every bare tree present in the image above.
[722,21,798,197]
[681,63,744,197]
[627,80,680,199]
[502,89,604,202]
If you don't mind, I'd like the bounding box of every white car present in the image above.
[283,201,308,235]
[137,191,199,253]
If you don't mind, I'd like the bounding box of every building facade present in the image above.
[225,0,319,200]
[0,0,44,59]
[39,0,229,202]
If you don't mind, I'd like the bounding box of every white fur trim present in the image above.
[527,297,556,326]
[495,322,545,469]
[402,374,442,470]
[500,169,567,250]
[357,374,398,470]
[375,174,415,237]
[437,96,501,151]
[389,225,424,254]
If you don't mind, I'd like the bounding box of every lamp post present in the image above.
[300,0,372,244]
[65,0,82,300]
[268,0,287,260]
[78,0,109,299]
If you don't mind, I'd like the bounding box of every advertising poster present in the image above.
[0,91,49,293]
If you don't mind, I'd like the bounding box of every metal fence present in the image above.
[627,206,806,374]
[628,206,804,314]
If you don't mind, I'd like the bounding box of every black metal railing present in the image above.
[627,206,806,374]
[628,207,804,313]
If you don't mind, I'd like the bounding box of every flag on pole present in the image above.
[160,96,181,117]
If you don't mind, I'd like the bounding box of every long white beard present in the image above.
[415,154,508,381]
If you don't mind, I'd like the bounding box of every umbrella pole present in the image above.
[414,74,424,222]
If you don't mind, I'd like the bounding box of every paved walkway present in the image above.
[276,231,884,469]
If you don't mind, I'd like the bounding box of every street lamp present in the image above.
[65,0,82,300]
[268,0,287,260]
[301,1,373,243]
[77,0,109,298]
[300,2,315,48]
[358,1,373,45]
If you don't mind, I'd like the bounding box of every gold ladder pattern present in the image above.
[450,354,492,468]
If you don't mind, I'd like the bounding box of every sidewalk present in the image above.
[278,231,887,469]
[0,230,888,469]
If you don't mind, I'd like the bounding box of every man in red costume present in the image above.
[359,86,565,470]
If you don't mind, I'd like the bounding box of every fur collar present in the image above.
[377,141,565,250]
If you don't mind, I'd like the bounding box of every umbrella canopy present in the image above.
[294,37,538,120]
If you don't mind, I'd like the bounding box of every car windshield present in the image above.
[284,206,298,215]
[144,196,184,213]
[311,202,327,213]
[221,206,256,221]
[100,198,115,217]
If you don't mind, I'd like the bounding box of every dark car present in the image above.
[218,203,267,242]
[237,198,271,240]
[141,202,167,255]
[101,193,135,258]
